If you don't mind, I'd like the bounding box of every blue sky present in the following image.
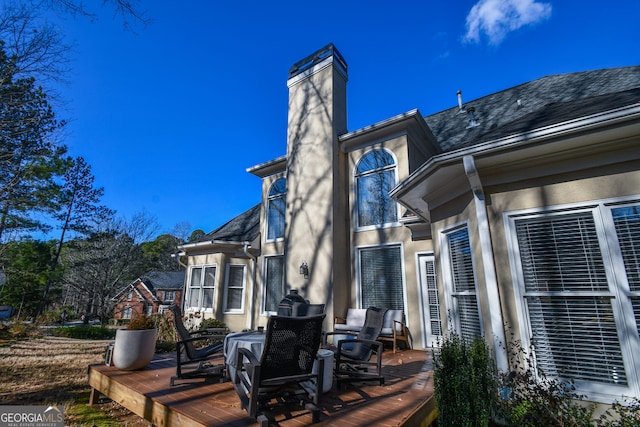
[44,0,638,239]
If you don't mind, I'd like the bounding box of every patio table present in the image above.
[224,330,333,392]
[224,330,266,381]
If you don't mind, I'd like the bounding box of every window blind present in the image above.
[425,258,442,337]
[516,213,608,292]
[447,227,481,342]
[359,245,404,310]
[515,212,625,385]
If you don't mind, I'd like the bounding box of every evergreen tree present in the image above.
[0,42,66,242]
[36,156,113,316]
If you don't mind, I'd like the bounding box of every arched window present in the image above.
[355,150,398,228]
[267,178,286,240]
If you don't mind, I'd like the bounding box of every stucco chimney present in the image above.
[284,44,348,319]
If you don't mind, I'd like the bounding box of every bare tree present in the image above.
[61,211,159,321]
[38,0,151,31]
[0,3,71,85]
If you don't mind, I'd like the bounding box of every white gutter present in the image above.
[392,103,640,199]
[463,155,508,372]
[242,243,258,331]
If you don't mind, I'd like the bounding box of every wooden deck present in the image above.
[88,349,436,427]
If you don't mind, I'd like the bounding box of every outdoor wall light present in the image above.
[299,261,309,279]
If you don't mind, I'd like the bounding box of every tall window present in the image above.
[442,226,482,342]
[509,201,640,400]
[123,305,132,319]
[355,149,398,228]
[187,265,216,310]
[267,178,286,240]
[224,264,246,312]
[421,255,443,341]
[359,245,405,310]
[264,255,284,313]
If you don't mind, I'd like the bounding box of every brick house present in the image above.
[112,271,184,321]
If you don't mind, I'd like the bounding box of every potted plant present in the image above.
[111,314,158,370]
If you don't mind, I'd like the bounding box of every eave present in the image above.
[246,156,286,178]
[339,109,441,156]
[391,102,640,221]
[178,239,260,258]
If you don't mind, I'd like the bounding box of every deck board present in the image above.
[88,350,435,427]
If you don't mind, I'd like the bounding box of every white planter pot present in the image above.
[112,328,158,370]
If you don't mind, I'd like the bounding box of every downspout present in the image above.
[172,251,188,310]
[463,155,508,372]
[242,243,257,331]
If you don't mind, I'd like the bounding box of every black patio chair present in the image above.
[167,304,228,386]
[325,306,387,387]
[233,314,326,426]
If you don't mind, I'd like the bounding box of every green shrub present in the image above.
[433,332,497,427]
[51,325,116,340]
[496,339,595,427]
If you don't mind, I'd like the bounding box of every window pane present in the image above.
[360,246,404,310]
[267,178,286,240]
[269,177,286,196]
[226,266,245,310]
[188,267,202,308]
[612,205,640,292]
[357,150,395,174]
[203,266,216,288]
[527,296,626,385]
[357,170,397,227]
[268,196,286,239]
[447,227,481,342]
[265,256,284,312]
[448,228,476,293]
[202,288,214,309]
[516,213,608,292]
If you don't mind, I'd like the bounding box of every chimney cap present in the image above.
[289,43,347,78]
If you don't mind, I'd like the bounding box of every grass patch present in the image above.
[0,336,149,426]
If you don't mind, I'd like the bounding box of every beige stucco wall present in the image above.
[487,166,640,343]
[427,156,640,355]
[342,132,435,347]
[185,252,254,332]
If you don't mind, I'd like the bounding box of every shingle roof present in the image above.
[196,203,261,243]
[425,66,640,151]
[140,271,184,291]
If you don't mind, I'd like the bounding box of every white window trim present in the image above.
[504,195,640,402]
[438,221,483,340]
[353,148,402,232]
[186,264,217,313]
[355,242,408,313]
[223,263,246,314]
[262,254,285,316]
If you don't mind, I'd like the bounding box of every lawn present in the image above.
[0,336,150,426]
